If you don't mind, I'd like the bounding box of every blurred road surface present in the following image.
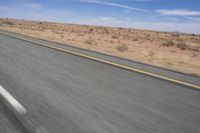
[0,33,200,133]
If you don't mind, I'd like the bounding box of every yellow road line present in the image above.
[0,32,200,90]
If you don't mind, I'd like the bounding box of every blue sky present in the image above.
[0,0,200,34]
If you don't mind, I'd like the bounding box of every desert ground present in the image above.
[0,18,199,75]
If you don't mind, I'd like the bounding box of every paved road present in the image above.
[1,29,199,86]
[0,33,200,133]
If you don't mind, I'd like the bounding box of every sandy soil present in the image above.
[0,18,200,75]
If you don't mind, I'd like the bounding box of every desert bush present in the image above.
[1,20,14,25]
[77,33,85,37]
[188,45,200,52]
[132,37,138,41]
[176,42,187,50]
[162,41,175,47]
[84,37,96,45]
[148,51,155,57]
[191,52,198,57]
[103,29,109,34]
[166,62,173,66]
[172,32,180,37]
[112,34,119,39]
[46,35,55,40]
[116,44,128,52]
[89,28,93,32]
[85,38,92,45]
[109,40,114,43]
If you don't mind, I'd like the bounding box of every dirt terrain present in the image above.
[0,18,199,75]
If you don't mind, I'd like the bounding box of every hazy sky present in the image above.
[0,0,200,34]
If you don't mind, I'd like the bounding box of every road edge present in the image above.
[0,31,199,90]
[0,29,199,78]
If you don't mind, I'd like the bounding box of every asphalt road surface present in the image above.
[0,33,200,133]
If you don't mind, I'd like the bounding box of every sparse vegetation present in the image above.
[84,37,96,45]
[162,40,175,47]
[0,20,14,25]
[111,35,119,39]
[116,44,128,52]
[0,18,199,74]
[176,42,187,50]
[190,46,200,52]
[89,28,93,32]
[148,51,155,57]
[172,32,180,37]
[162,40,191,51]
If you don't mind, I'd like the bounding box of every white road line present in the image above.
[0,85,27,114]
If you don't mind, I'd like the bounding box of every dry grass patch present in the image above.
[116,44,128,52]
[148,51,155,57]
[162,40,175,47]
[84,37,97,46]
[176,42,187,50]
[0,20,14,26]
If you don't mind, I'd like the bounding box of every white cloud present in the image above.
[1,3,199,34]
[81,0,149,12]
[76,17,200,34]
[157,9,200,16]
[99,17,115,21]
[133,22,200,34]
[78,16,126,28]
[79,16,129,27]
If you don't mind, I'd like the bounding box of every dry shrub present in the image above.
[176,42,187,50]
[77,33,85,37]
[162,40,175,47]
[148,51,155,57]
[188,46,200,52]
[1,20,14,25]
[132,37,138,41]
[103,29,109,34]
[116,44,128,52]
[166,62,173,66]
[172,32,180,37]
[112,35,119,39]
[191,52,198,57]
[89,28,93,32]
[46,35,55,40]
[109,40,114,43]
[84,37,96,45]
